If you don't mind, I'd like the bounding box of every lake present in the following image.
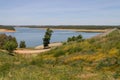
[0,27,100,47]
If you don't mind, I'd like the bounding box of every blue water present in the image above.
[0,27,100,47]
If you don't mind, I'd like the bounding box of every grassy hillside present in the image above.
[0,25,15,30]
[0,29,120,80]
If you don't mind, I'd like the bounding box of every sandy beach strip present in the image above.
[14,42,62,54]
[0,29,15,32]
[35,42,62,49]
[38,28,109,32]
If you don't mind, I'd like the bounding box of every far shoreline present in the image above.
[14,27,111,33]
[0,29,15,32]
[38,28,109,33]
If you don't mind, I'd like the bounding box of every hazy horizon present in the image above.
[0,0,120,25]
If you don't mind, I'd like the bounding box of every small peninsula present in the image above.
[0,25,15,32]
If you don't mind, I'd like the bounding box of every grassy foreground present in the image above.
[0,29,120,80]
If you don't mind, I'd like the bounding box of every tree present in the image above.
[19,41,26,48]
[0,34,18,55]
[0,34,18,49]
[4,41,18,55]
[0,34,8,49]
[43,28,53,49]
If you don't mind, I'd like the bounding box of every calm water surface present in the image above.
[0,27,100,47]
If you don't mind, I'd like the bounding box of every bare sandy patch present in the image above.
[15,42,62,54]
[35,42,62,49]
[38,28,108,32]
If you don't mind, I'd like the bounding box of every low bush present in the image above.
[19,41,26,48]
[4,41,18,55]
[67,34,83,42]
[0,34,18,49]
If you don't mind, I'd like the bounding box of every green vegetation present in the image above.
[43,28,53,49]
[0,34,18,55]
[67,34,83,42]
[0,25,15,30]
[4,41,18,55]
[0,29,120,80]
[19,41,26,48]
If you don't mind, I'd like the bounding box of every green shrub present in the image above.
[67,34,83,42]
[0,34,8,49]
[0,34,18,49]
[4,41,18,55]
[19,41,26,48]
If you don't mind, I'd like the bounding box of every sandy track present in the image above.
[15,42,62,54]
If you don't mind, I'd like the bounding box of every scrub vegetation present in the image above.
[19,41,26,48]
[0,29,120,80]
[0,34,18,55]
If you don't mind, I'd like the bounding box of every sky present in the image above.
[0,0,120,25]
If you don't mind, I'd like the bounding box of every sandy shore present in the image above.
[35,42,62,49]
[0,29,15,32]
[38,28,109,32]
[15,42,62,54]
[71,29,109,32]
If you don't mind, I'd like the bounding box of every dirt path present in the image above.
[15,42,62,54]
